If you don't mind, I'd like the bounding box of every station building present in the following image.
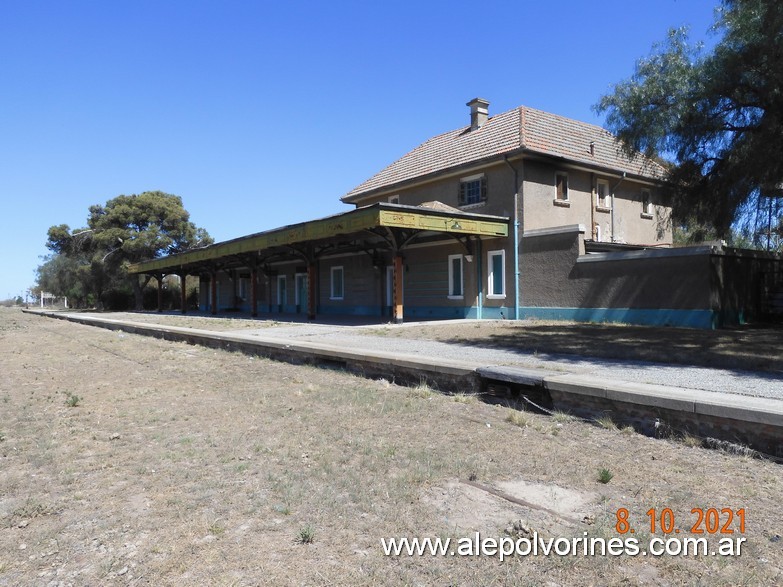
[130,99,780,328]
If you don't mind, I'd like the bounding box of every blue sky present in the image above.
[0,0,717,300]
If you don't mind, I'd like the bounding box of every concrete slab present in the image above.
[694,394,783,426]
[543,374,609,399]
[475,365,552,387]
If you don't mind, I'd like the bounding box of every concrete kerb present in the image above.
[26,310,783,457]
[541,371,783,457]
[545,374,696,412]
[543,373,783,426]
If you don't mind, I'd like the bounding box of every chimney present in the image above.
[467,98,489,131]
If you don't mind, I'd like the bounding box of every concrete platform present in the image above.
[27,310,783,458]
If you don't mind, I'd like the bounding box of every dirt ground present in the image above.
[1,308,782,586]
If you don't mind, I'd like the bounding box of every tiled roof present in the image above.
[342,105,667,201]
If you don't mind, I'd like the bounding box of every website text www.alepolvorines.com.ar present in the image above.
[380,532,746,562]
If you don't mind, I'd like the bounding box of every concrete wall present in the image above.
[518,229,781,328]
[520,231,716,326]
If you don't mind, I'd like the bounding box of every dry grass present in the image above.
[1,307,782,585]
[595,415,619,431]
[70,310,282,332]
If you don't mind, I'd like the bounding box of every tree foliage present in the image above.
[596,0,783,243]
[41,191,212,309]
[35,253,95,308]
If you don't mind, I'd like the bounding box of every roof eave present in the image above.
[341,147,667,204]
[340,148,527,204]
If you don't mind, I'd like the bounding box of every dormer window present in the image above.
[458,174,487,206]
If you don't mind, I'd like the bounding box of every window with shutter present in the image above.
[458,175,487,206]
[556,172,569,201]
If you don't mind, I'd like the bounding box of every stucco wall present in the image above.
[522,159,671,245]
[519,230,783,327]
[354,157,671,248]
[356,161,517,219]
[520,230,584,308]
[571,251,713,311]
[523,161,593,234]
[519,230,718,326]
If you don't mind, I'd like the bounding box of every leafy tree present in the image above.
[35,253,92,308]
[596,0,783,244]
[45,191,212,310]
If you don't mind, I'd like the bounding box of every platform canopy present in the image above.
[128,202,509,276]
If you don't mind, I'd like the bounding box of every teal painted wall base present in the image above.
[317,305,382,317]
[401,305,726,328]
[401,306,720,328]
[197,301,737,330]
[402,306,515,321]
[517,307,720,329]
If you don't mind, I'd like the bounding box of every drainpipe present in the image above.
[504,156,522,320]
[590,173,596,241]
[476,238,483,320]
[610,172,627,243]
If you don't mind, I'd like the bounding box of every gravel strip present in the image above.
[239,327,783,400]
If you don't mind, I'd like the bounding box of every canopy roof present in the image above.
[128,202,509,275]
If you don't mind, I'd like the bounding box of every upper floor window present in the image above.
[459,174,487,206]
[388,195,400,204]
[555,172,569,201]
[596,179,611,209]
[641,189,653,216]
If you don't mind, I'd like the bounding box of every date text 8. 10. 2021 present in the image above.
[615,508,745,535]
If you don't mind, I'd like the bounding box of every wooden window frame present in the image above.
[641,189,653,217]
[459,174,487,207]
[448,254,464,299]
[596,179,612,210]
[330,266,344,300]
[554,171,570,206]
[487,249,506,299]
